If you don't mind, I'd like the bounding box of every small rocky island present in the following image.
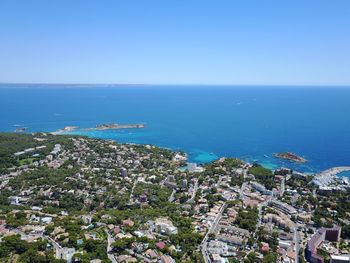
[54,123,145,134]
[274,152,307,163]
[88,123,145,130]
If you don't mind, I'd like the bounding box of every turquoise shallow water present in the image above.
[1,85,350,174]
[191,150,219,163]
[338,171,350,178]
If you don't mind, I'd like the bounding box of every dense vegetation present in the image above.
[0,133,75,173]
[234,206,259,232]
[0,235,65,263]
[248,164,275,190]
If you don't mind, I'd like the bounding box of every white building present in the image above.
[251,181,273,196]
[330,255,350,263]
[155,218,178,235]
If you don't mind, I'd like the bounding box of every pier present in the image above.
[313,166,350,187]
[317,166,350,177]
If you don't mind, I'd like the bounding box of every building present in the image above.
[168,175,175,182]
[155,218,177,235]
[56,247,76,263]
[263,213,294,230]
[41,216,53,224]
[164,178,177,189]
[297,213,312,223]
[269,200,297,215]
[8,196,20,205]
[116,255,137,263]
[181,179,188,189]
[207,240,229,256]
[156,241,166,250]
[330,255,350,263]
[144,249,158,259]
[50,144,61,155]
[261,242,270,253]
[139,194,148,203]
[215,225,250,247]
[122,218,134,227]
[173,153,187,162]
[275,168,292,176]
[187,163,204,173]
[211,254,225,263]
[305,226,341,263]
[120,168,128,177]
[251,181,273,196]
[160,255,175,263]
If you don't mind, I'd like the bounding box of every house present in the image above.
[156,241,166,250]
[56,247,76,263]
[122,218,134,227]
[144,249,158,259]
[155,218,178,235]
[160,255,175,263]
[41,217,52,224]
[212,254,225,263]
[261,242,270,253]
[116,255,137,263]
[113,226,121,235]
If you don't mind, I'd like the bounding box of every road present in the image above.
[280,178,285,197]
[239,182,248,199]
[201,203,226,263]
[105,229,118,263]
[127,179,138,205]
[187,178,199,203]
[294,227,300,263]
[46,236,67,259]
[13,229,78,262]
[168,189,176,202]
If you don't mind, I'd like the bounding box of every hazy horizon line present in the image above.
[1,82,350,88]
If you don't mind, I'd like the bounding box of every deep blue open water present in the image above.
[1,85,350,173]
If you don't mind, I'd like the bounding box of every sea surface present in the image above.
[1,84,350,173]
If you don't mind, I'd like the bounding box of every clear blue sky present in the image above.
[0,0,349,85]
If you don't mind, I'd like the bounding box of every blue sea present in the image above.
[1,84,350,173]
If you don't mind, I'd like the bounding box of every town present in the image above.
[1,133,350,263]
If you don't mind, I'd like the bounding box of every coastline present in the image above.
[2,122,345,175]
[3,129,350,180]
[1,86,350,174]
[54,129,321,175]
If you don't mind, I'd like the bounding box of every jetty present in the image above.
[313,166,350,187]
[318,166,350,177]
